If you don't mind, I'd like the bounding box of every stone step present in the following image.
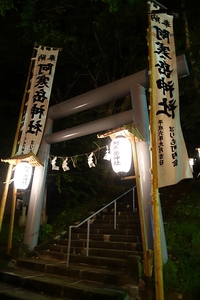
[77,254,138,271]
[81,223,140,230]
[100,205,135,213]
[0,268,128,300]
[48,264,129,286]
[37,250,130,269]
[96,213,139,219]
[51,240,143,252]
[92,218,140,225]
[72,227,141,235]
[15,257,138,285]
[67,254,141,274]
[48,245,141,259]
[70,232,142,242]
[18,255,131,286]
[0,281,69,300]
[82,247,140,258]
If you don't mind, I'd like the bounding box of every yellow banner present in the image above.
[148,1,192,187]
[16,45,59,156]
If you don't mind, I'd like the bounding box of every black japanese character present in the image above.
[162,19,171,28]
[156,98,177,119]
[151,13,160,23]
[38,63,53,75]
[170,131,175,138]
[153,26,170,43]
[48,55,56,61]
[156,77,174,98]
[170,145,177,152]
[158,133,164,141]
[38,54,46,61]
[155,60,173,78]
[33,89,48,103]
[170,138,176,146]
[30,140,35,151]
[31,104,45,119]
[35,75,49,88]
[172,152,178,160]
[169,126,174,131]
[26,120,43,136]
[154,42,171,59]
[172,159,178,167]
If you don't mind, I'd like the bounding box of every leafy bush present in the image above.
[164,180,200,298]
[39,224,53,242]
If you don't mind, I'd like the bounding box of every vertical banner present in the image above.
[16,45,59,156]
[148,2,192,188]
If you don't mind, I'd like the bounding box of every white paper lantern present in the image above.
[110,136,132,175]
[14,162,32,190]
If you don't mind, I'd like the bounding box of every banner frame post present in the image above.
[0,47,36,232]
[147,2,164,299]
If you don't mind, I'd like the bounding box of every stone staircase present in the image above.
[0,190,144,300]
[0,179,192,299]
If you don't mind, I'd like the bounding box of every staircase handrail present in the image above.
[66,185,136,267]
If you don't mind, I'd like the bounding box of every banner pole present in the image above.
[7,187,17,255]
[147,2,164,299]
[0,45,37,232]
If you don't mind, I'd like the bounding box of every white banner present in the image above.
[149,2,192,187]
[16,45,59,156]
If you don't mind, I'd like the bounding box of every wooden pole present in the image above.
[147,3,164,299]
[7,187,17,255]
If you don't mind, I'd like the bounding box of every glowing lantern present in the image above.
[110,135,132,175]
[14,162,32,190]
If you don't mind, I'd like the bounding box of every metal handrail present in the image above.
[66,185,136,267]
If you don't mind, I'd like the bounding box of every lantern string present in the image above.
[49,144,108,171]
[87,152,96,168]
[51,156,59,170]
[62,157,70,172]
[103,145,111,161]
[93,142,101,159]
[71,156,78,168]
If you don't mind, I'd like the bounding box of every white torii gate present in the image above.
[23,55,189,272]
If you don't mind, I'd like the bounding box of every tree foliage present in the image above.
[1,0,200,202]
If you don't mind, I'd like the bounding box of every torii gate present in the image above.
[21,54,188,275]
